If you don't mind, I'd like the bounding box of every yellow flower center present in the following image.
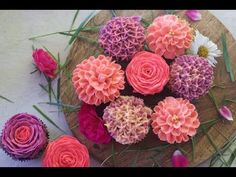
[169,30,175,36]
[197,45,209,58]
[172,115,179,123]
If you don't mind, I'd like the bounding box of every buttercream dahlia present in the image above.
[169,55,214,100]
[126,51,169,95]
[146,14,193,59]
[99,16,145,61]
[103,96,152,145]
[78,103,112,144]
[72,55,125,106]
[42,135,90,167]
[151,97,200,144]
[0,113,48,160]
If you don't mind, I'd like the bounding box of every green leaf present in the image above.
[42,45,57,61]
[131,150,140,167]
[111,10,117,17]
[32,45,35,51]
[0,95,14,103]
[68,11,96,45]
[221,33,235,82]
[225,98,236,104]
[227,147,236,166]
[33,105,66,134]
[30,68,38,74]
[69,10,80,33]
[202,127,229,166]
[208,90,219,110]
[191,136,195,161]
[71,123,78,130]
[141,18,150,27]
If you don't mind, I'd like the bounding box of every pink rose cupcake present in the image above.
[126,51,169,95]
[151,97,200,144]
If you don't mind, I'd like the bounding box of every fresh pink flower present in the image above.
[185,10,202,21]
[78,103,111,144]
[171,150,189,167]
[32,48,58,79]
[219,106,233,121]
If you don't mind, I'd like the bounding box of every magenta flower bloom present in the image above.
[33,48,58,79]
[0,113,48,160]
[185,10,202,21]
[171,150,189,167]
[78,103,111,144]
[219,106,233,121]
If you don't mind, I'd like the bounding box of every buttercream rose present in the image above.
[126,51,170,95]
[0,113,48,160]
[42,135,90,167]
[78,103,111,144]
[33,48,58,79]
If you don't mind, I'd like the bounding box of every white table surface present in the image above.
[0,10,236,167]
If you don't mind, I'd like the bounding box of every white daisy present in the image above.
[189,30,222,67]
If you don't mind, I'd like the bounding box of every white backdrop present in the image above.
[0,10,236,167]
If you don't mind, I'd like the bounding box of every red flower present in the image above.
[78,103,111,144]
[171,150,189,167]
[33,48,58,79]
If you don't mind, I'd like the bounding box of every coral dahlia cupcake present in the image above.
[151,97,200,144]
[169,55,214,100]
[99,16,145,61]
[126,51,169,95]
[103,96,152,145]
[72,55,125,106]
[42,135,90,167]
[146,14,193,59]
[0,113,48,160]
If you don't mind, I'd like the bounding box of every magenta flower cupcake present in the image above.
[169,55,214,100]
[0,113,48,160]
[99,16,145,61]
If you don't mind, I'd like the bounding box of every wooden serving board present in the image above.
[61,10,236,167]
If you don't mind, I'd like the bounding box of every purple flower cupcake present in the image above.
[0,113,49,160]
[99,16,145,61]
[169,55,214,100]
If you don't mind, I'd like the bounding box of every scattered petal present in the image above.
[219,106,233,121]
[185,10,202,21]
[171,150,189,167]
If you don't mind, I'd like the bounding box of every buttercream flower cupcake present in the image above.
[169,55,214,100]
[126,51,169,95]
[151,97,200,144]
[78,103,111,144]
[0,113,48,160]
[103,96,152,145]
[42,135,90,167]
[99,16,145,61]
[72,55,125,106]
[146,14,193,59]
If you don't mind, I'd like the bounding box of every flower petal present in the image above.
[185,10,202,22]
[171,150,189,167]
[219,106,233,121]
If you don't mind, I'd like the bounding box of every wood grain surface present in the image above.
[60,10,236,167]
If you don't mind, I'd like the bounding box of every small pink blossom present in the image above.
[219,106,233,121]
[33,48,58,79]
[185,10,202,21]
[171,150,189,167]
[77,103,111,144]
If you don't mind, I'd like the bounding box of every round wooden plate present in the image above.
[61,10,236,167]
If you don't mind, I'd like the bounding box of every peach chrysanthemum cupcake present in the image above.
[151,97,200,144]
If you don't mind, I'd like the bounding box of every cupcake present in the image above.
[42,135,90,167]
[99,16,145,61]
[0,113,48,160]
[146,14,193,59]
[169,55,214,100]
[78,103,111,144]
[126,51,169,95]
[103,96,152,145]
[151,97,200,144]
[72,55,125,106]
